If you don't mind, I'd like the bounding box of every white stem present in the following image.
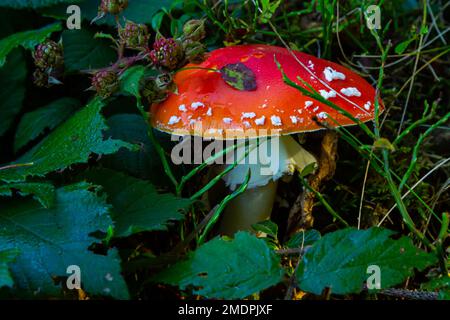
[218,180,278,236]
[217,135,317,236]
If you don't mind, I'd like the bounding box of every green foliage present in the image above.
[0,249,19,288]
[0,98,135,182]
[0,49,26,136]
[102,113,163,182]
[62,29,116,72]
[41,0,172,26]
[0,22,61,67]
[14,97,80,152]
[297,228,437,295]
[0,183,129,299]
[0,0,82,9]
[157,232,284,299]
[82,168,191,237]
[286,229,321,248]
[0,181,55,208]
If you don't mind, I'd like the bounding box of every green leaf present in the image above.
[422,275,450,300]
[0,49,26,136]
[0,22,62,67]
[14,97,80,152]
[0,249,19,288]
[41,0,172,26]
[220,63,257,91]
[82,168,191,238]
[0,0,83,9]
[252,220,278,238]
[102,113,163,182]
[157,232,284,299]
[0,98,135,183]
[286,229,321,248]
[0,182,129,299]
[297,228,437,295]
[394,38,415,55]
[119,65,146,99]
[0,181,55,208]
[62,29,116,72]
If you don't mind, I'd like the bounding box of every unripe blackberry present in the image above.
[149,37,183,70]
[183,20,206,42]
[99,0,128,15]
[183,40,206,64]
[33,69,50,88]
[33,40,63,70]
[119,20,149,49]
[91,70,119,98]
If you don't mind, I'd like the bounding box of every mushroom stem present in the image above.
[218,180,278,235]
[218,135,317,236]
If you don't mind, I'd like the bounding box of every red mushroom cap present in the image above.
[150,44,383,139]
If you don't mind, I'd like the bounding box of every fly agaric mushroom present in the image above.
[150,44,383,235]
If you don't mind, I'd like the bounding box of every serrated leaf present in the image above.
[102,113,164,182]
[297,228,437,295]
[119,65,146,98]
[220,63,257,91]
[0,22,61,67]
[14,97,80,152]
[286,229,321,248]
[0,0,83,9]
[0,49,26,136]
[156,232,284,299]
[0,182,55,208]
[62,29,116,72]
[0,182,129,299]
[252,220,278,237]
[0,98,135,183]
[0,249,19,288]
[82,168,191,237]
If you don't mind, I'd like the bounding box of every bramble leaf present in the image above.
[0,98,135,182]
[82,168,191,237]
[157,232,284,299]
[0,181,55,208]
[14,97,80,152]
[297,228,437,295]
[0,182,129,299]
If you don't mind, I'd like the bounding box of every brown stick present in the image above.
[287,130,339,235]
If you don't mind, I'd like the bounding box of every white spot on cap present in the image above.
[243,121,251,128]
[308,60,314,69]
[290,116,298,124]
[319,89,337,99]
[323,66,346,82]
[340,87,362,97]
[189,119,196,125]
[270,115,282,126]
[255,116,265,126]
[241,112,256,119]
[364,101,371,110]
[206,107,212,116]
[305,101,313,108]
[178,104,187,112]
[168,116,181,125]
[317,112,328,119]
[191,101,204,110]
[313,106,319,112]
[223,117,232,124]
